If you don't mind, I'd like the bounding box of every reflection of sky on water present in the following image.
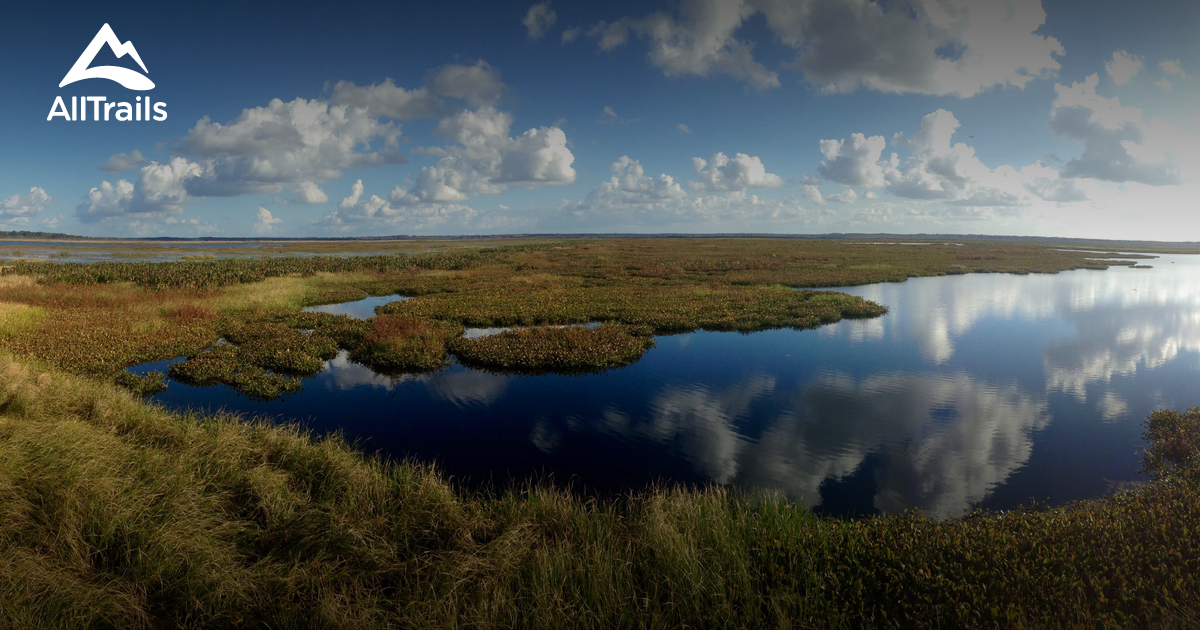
[302,295,408,320]
[147,255,1200,517]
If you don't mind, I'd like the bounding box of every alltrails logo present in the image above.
[47,23,167,122]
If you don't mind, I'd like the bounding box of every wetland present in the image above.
[1,236,1199,627]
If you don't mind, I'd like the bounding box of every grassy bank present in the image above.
[1,353,1197,628]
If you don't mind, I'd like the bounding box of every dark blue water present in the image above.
[140,255,1200,517]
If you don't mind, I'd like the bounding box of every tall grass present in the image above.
[1,352,1198,628]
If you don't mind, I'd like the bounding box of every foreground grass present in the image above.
[1,353,1198,628]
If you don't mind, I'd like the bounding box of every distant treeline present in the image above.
[0,230,85,240]
[3,230,1199,249]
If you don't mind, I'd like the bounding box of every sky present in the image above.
[0,0,1197,239]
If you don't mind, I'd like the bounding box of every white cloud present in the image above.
[1105,50,1142,85]
[329,61,506,115]
[561,27,581,43]
[523,2,557,40]
[291,181,329,205]
[1020,162,1087,202]
[593,0,1063,96]
[1050,74,1182,185]
[396,106,576,203]
[817,133,886,187]
[100,150,147,174]
[827,188,857,203]
[1,187,53,220]
[863,190,878,199]
[589,0,780,90]
[75,62,572,229]
[426,60,507,108]
[582,156,688,208]
[598,105,640,125]
[320,178,479,231]
[253,206,282,234]
[174,97,404,198]
[1160,59,1186,78]
[802,184,825,205]
[1156,78,1172,90]
[883,109,1031,206]
[677,123,692,134]
[76,180,134,223]
[76,158,204,223]
[814,109,1087,212]
[329,78,441,119]
[572,156,815,228]
[690,152,783,191]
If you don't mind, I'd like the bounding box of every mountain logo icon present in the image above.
[59,23,154,91]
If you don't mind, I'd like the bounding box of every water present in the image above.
[302,294,408,319]
[139,255,1200,517]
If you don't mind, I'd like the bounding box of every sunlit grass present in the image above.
[0,302,45,339]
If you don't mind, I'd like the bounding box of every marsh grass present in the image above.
[348,314,463,373]
[0,238,1155,395]
[0,353,1198,628]
[450,323,656,373]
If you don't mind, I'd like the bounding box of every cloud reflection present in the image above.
[321,351,510,406]
[583,370,1047,518]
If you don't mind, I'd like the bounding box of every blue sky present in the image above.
[1,0,1197,239]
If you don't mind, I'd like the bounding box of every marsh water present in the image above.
[139,254,1200,517]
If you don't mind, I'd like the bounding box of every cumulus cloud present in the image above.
[582,156,687,208]
[572,156,814,227]
[523,2,557,40]
[81,95,402,223]
[1020,162,1087,202]
[817,133,886,187]
[827,188,857,203]
[802,184,825,205]
[1105,50,1142,85]
[591,0,1063,96]
[1050,74,1182,185]
[883,109,1030,206]
[816,109,1089,212]
[76,158,204,223]
[175,97,404,197]
[1159,59,1186,78]
[690,152,784,191]
[291,181,329,205]
[561,27,581,43]
[677,123,692,134]
[76,180,134,223]
[253,206,282,234]
[78,61,574,228]
[589,0,780,90]
[396,106,576,203]
[328,78,441,119]
[426,60,507,108]
[319,178,478,231]
[1,187,53,221]
[100,150,147,174]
